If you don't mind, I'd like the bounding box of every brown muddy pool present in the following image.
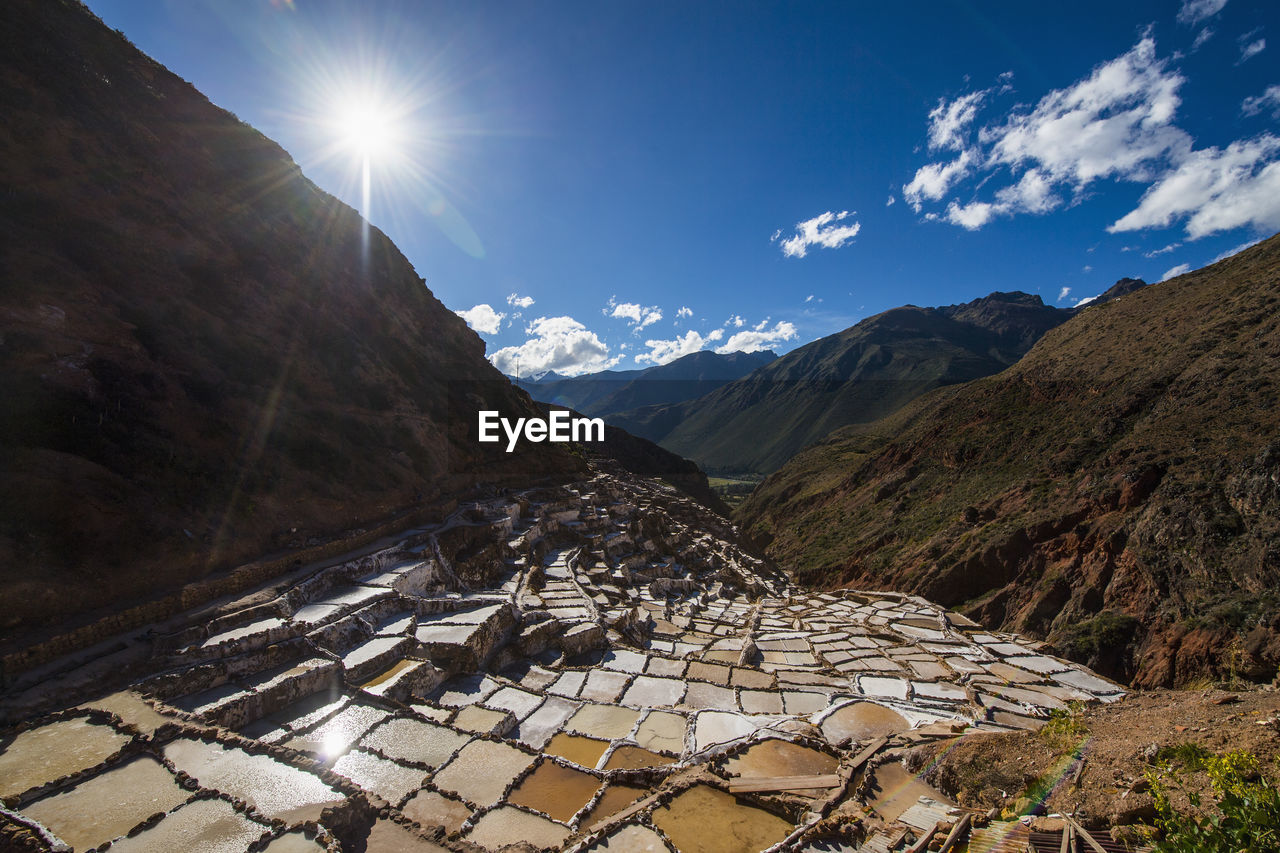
[507,759,601,821]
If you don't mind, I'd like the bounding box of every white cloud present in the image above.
[773,210,861,258]
[1177,0,1227,26]
[1143,242,1181,257]
[804,294,815,303]
[1161,262,1192,281]
[908,34,1280,242]
[1242,85,1280,118]
[506,293,534,309]
[675,306,693,319]
[944,200,997,230]
[455,304,505,335]
[635,329,725,366]
[1083,264,1093,272]
[1238,37,1266,64]
[984,37,1188,187]
[1192,27,1215,50]
[927,90,986,151]
[606,297,662,329]
[489,316,621,377]
[904,150,975,211]
[1057,286,1072,302]
[1212,238,1262,262]
[1109,135,1280,238]
[886,194,896,207]
[716,321,798,355]
[727,314,745,328]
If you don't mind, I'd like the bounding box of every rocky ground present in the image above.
[916,684,1280,844]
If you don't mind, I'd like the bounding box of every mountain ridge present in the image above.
[613,289,1107,475]
[736,237,1280,686]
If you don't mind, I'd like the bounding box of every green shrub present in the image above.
[1149,750,1280,852]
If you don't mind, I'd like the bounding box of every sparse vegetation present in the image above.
[1149,750,1280,852]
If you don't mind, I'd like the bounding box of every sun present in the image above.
[331,99,400,159]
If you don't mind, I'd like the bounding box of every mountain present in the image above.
[614,291,1086,475]
[736,237,1280,687]
[0,0,587,649]
[522,348,777,416]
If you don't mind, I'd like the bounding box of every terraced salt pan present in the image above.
[402,789,473,834]
[724,738,838,778]
[432,739,536,807]
[633,710,687,754]
[586,822,670,852]
[164,739,343,821]
[465,805,571,851]
[106,797,267,852]
[21,756,188,851]
[202,617,287,648]
[508,759,601,821]
[361,717,470,767]
[286,702,388,759]
[260,831,329,853]
[545,733,611,767]
[82,691,173,736]
[652,785,793,853]
[332,749,427,805]
[0,717,132,798]
[568,704,642,740]
[580,784,649,829]
[601,745,673,769]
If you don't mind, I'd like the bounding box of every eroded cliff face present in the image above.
[738,235,1280,687]
[0,0,585,647]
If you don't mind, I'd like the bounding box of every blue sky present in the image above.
[87,0,1279,376]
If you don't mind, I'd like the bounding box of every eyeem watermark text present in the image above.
[478,410,605,452]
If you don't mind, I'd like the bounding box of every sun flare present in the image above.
[332,100,399,159]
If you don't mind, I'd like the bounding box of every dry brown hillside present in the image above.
[738,234,1280,687]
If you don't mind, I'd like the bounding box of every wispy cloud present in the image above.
[1057,286,1072,302]
[1242,85,1280,118]
[1191,27,1215,50]
[506,293,534,309]
[1143,242,1181,257]
[1177,0,1227,26]
[727,314,745,328]
[1212,237,1261,262]
[636,329,724,366]
[455,304,505,335]
[717,320,798,354]
[1161,262,1192,281]
[907,34,1280,241]
[886,194,896,207]
[605,297,662,329]
[489,316,620,377]
[1238,32,1266,64]
[772,210,861,258]
[675,306,693,319]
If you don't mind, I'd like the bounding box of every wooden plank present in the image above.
[1059,822,1072,853]
[1062,815,1108,853]
[849,734,891,770]
[906,822,940,853]
[727,773,840,793]
[940,813,973,853]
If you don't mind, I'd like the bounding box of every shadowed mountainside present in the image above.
[614,291,1087,475]
[0,0,587,649]
[737,237,1280,687]
[522,348,777,418]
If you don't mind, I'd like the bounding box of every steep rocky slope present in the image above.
[737,237,1280,687]
[0,0,585,648]
[615,291,1078,475]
